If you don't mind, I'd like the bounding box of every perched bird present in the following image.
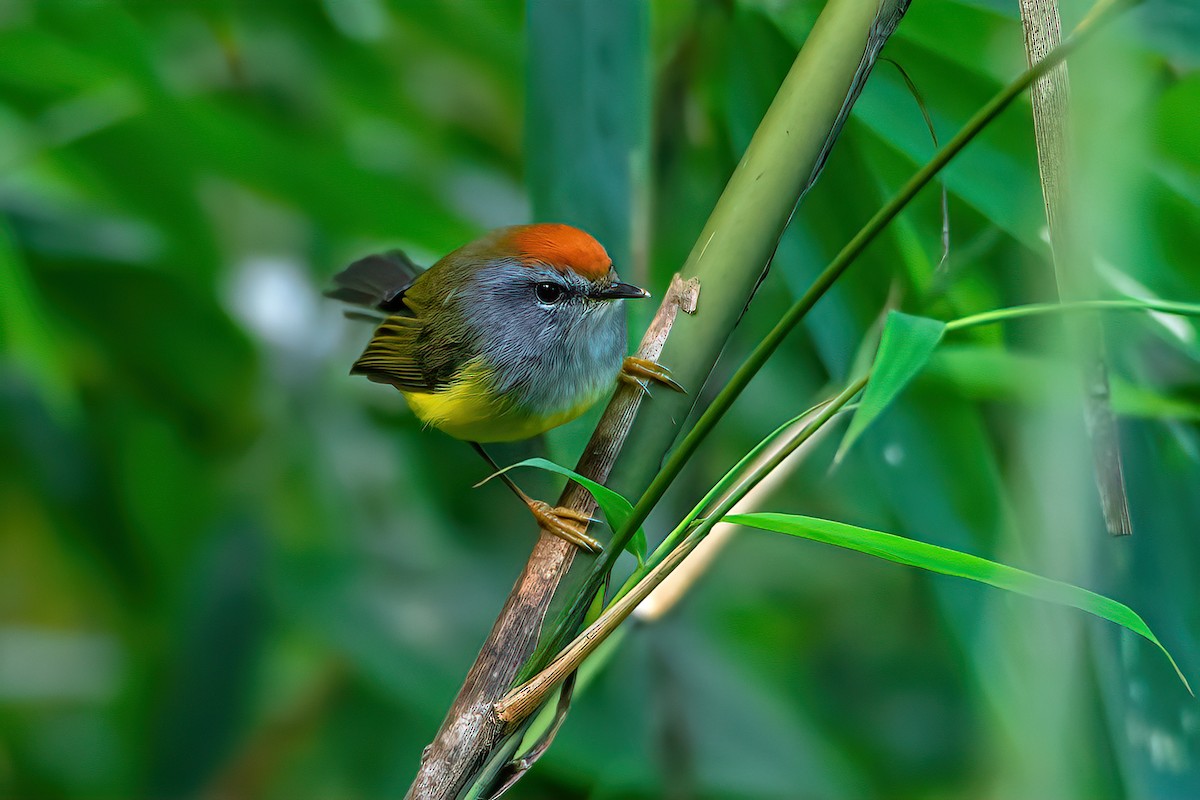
[328,223,680,551]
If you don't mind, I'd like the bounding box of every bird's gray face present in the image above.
[465,259,646,403]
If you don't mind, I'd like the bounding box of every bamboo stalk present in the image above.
[529,0,913,685]
[536,0,1130,671]
[607,0,910,504]
[407,2,911,793]
[1019,0,1132,535]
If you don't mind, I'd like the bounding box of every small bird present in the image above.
[328,223,681,552]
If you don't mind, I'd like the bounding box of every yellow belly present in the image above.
[401,365,601,442]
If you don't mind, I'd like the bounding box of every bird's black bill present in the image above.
[595,281,650,300]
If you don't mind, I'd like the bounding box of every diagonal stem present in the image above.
[496,375,868,726]
[595,0,1135,578]
[533,0,1137,712]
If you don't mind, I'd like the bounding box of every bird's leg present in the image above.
[469,442,603,553]
[619,355,686,395]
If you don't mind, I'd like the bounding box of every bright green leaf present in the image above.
[479,457,646,566]
[726,512,1192,695]
[837,311,946,460]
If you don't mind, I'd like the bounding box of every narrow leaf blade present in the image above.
[726,512,1192,695]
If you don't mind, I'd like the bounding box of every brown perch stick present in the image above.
[405,275,700,800]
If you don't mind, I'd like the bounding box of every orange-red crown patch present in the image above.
[501,223,612,280]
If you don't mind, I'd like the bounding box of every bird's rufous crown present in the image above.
[500,223,612,281]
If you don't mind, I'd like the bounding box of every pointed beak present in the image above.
[595,281,651,301]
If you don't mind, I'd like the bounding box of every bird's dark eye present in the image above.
[535,282,565,304]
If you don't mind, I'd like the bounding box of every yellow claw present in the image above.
[620,356,686,394]
[527,501,603,553]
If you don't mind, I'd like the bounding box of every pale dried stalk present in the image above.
[405,275,699,800]
[1019,0,1131,535]
[496,533,704,726]
[633,523,735,624]
[633,404,836,623]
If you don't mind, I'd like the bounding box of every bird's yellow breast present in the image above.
[401,362,603,443]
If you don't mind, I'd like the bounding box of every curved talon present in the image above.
[619,371,653,397]
[527,501,603,553]
[548,505,601,527]
[621,356,686,394]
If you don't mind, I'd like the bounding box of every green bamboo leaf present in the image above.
[837,311,946,460]
[726,512,1193,695]
[479,458,646,566]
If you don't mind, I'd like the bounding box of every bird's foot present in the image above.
[527,500,603,553]
[620,356,686,396]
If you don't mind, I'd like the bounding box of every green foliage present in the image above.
[840,300,1200,459]
[2,0,1199,798]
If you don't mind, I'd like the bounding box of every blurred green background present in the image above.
[2,0,1199,798]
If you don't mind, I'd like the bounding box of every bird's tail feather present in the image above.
[324,250,424,312]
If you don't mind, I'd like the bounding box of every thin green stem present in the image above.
[947,299,1200,331]
[530,0,1134,684]
[599,0,1132,567]
[612,375,867,605]
[497,375,867,726]
[645,398,834,565]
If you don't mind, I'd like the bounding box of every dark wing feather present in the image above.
[324,250,424,312]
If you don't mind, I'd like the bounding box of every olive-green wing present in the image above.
[349,285,465,393]
[335,253,467,393]
[351,314,433,391]
[330,249,441,392]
